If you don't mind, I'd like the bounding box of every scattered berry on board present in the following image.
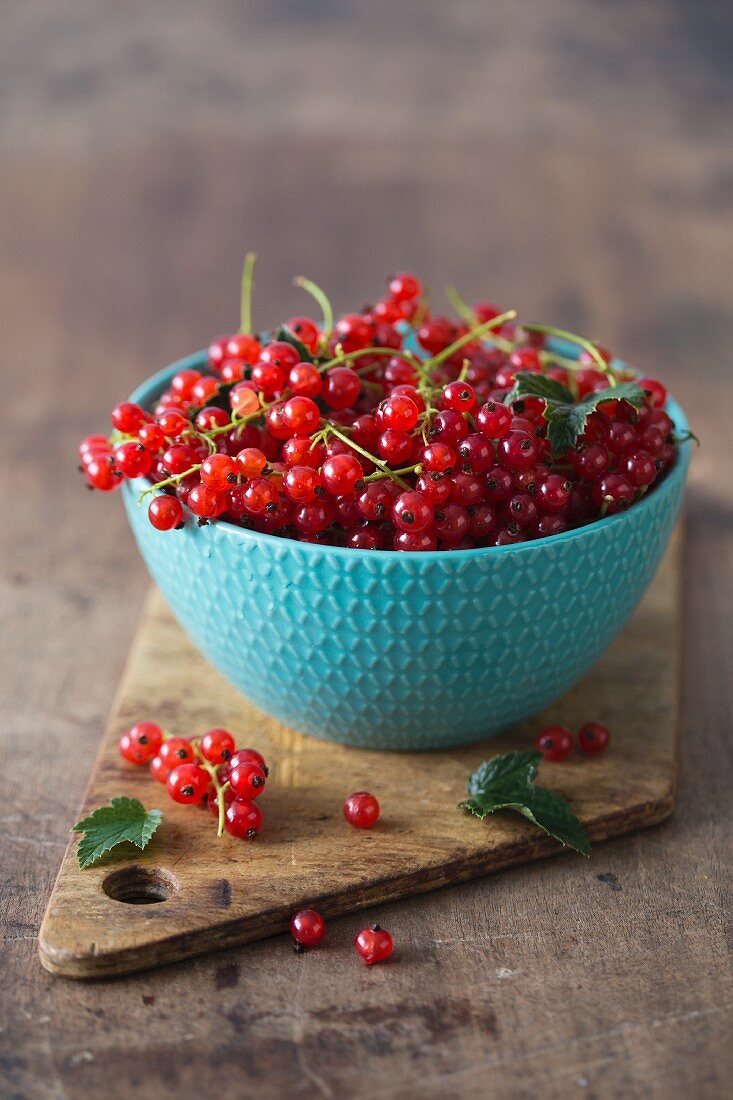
[343,791,381,829]
[80,258,686,551]
[535,726,574,762]
[577,721,611,754]
[354,924,394,965]
[290,909,326,950]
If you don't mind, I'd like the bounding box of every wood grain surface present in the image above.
[39,534,680,979]
[1,1,732,1096]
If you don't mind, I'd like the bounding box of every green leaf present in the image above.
[458,750,591,857]
[507,372,573,406]
[72,797,163,869]
[541,380,645,457]
[275,325,316,364]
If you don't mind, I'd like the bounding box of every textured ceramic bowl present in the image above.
[123,350,690,750]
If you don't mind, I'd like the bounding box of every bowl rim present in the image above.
[125,348,691,561]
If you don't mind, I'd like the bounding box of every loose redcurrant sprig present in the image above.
[119,722,268,840]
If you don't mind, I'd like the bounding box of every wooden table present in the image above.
[2,3,731,1096]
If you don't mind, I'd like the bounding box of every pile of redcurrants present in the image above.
[80,264,681,551]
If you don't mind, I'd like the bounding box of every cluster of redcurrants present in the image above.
[534,721,611,762]
[119,721,267,839]
[290,909,393,965]
[80,268,679,550]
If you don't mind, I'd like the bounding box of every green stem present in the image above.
[424,310,518,370]
[523,323,617,387]
[364,463,422,483]
[193,744,229,838]
[318,346,422,374]
[294,276,333,350]
[138,464,202,504]
[239,252,257,335]
[324,423,411,490]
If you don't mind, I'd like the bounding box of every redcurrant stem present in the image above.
[522,323,617,386]
[323,423,411,490]
[239,252,257,335]
[445,288,515,354]
[424,310,518,370]
[364,463,422,483]
[319,346,422,373]
[457,358,470,383]
[138,464,202,503]
[192,743,229,838]
[293,276,333,351]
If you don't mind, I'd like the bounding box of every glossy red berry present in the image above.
[388,272,422,302]
[167,763,209,804]
[392,491,434,534]
[118,721,164,765]
[322,453,363,496]
[149,755,170,783]
[201,453,237,491]
[229,761,267,799]
[200,728,236,765]
[227,748,269,777]
[235,447,268,479]
[226,333,262,364]
[323,366,361,410]
[420,443,456,474]
[476,400,512,440]
[288,362,322,397]
[225,797,262,839]
[158,737,195,768]
[290,909,326,948]
[85,455,122,491]
[443,381,477,413]
[282,396,321,437]
[638,377,667,407]
[148,495,184,531]
[354,924,393,965]
[111,401,149,434]
[283,465,322,503]
[343,791,380,829]
[593,473,635,514]
[497,430,538,471]
[286,317,320,352]
[188,484,225,519]
[535,726,573,762]
[578,721,611,755]
[379,394,419,433]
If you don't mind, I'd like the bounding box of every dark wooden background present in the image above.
[2,2,731,1097]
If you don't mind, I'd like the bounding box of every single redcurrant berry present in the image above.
[638,377,667,407]
[577,721,611,755]
[188,484,225,520]
[158,737,195,767]
[476,400,512,440]
[434,503,470,543]
[111,401,150,434]
[167,763,209,804]
[620,450,657,488]
[536,475,572,514]
[113,441,153,479]
[420,442,456,474]
[388,272,422,302]
[288,362,322,398]
[457,434,493,474]
[227,748,269,777]
[284,465,322,504]
[150,755,170,783]
[497,430,538,471]
[229,760,267,799]
[243,476,278,516]
[225,797,262,839]
[138,422,166,451]
[323,366,361,410]
[321,453,363,496]
[229,384,260,418]
[118,721,163,765]
[393,530,438,551]
[290,909,326,948]
[535,726,573,762]
[200,728,236,765]
[156,409,189,439]
[443,381,477,414]
[235,447,268,479]
[343,791,380,829]
[286,318,320,353]
[592,473,635,515]
[201,453,237,491]
[354,924,393,965]
[379,394,420,433]
[226,333,262,364]
[392,491,434,534]
[282,396,321,437]
[378,429,413,465]
[85,455,122,491]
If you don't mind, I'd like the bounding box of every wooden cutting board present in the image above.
[39,532,681,979]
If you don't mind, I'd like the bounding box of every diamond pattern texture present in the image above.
[124,361,690,750]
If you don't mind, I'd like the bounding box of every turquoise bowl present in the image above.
[123,350,690,750]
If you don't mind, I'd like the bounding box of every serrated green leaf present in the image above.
[72,797,163,869]
[507,372,573,406]
[544,380,645,456]
[275,325,316,364]
[466,749,541,797]
[459,750,591,858]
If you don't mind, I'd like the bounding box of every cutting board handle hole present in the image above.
[102,865,179,905]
